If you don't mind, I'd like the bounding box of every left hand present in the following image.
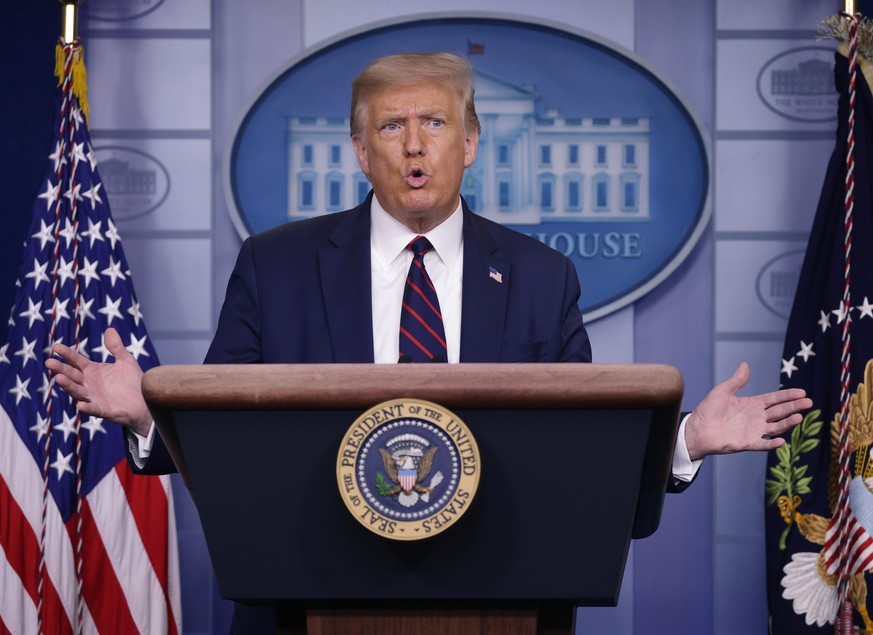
[684,362,812,461]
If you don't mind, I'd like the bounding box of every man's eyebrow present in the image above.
[373,108,451,126]
[418,108,450,120]
[372,112,403,127]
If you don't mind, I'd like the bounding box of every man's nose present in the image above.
[403,124,425,156]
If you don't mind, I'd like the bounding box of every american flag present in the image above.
[466,39,485,56]
[0,39,181,633]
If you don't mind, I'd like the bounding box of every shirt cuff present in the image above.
[672,413,703,483]
[125,422,155,470]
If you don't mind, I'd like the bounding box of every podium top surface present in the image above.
[142,363,683,411]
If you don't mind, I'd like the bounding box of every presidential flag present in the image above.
[765,16,873,633]
[0,38,181,633]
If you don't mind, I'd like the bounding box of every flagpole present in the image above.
[60,0,82,46]
[50,7,86,634]
[832,4,860,633]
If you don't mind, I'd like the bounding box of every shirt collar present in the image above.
[370,195,464,269]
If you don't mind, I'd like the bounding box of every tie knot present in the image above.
[407,236,434,258]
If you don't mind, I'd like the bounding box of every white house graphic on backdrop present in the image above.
[285,69,649,224]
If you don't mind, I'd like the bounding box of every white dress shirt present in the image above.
[369,195,463,363]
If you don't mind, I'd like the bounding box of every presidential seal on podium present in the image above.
[337,398,481,540]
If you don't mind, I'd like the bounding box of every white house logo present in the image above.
[336,399,481,541]
[756,47,838,122]
[756,249,805,319]
[85,0,166,21]
[94,147,170,220]
[226,15,711,321]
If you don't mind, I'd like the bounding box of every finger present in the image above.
[52,372,90,402]
[761,388,808,409]
[45,356,88,383]
[758,437,787,452]
[49,341,86,370]
[720,362,750,395]
[764,412,804,437]
[104,327,131,361]
[765,397,813,422]
[75,400,98,416]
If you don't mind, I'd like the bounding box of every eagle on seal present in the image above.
[378,446,438,496]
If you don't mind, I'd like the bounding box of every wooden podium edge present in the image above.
[142,363,683,411]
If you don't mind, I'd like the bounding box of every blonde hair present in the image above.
[350,52,481,136]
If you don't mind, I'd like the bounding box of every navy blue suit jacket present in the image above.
[134,196,592,474]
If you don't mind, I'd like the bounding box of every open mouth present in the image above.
[406,169,428,187]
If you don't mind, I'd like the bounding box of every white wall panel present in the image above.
[717,0,837,30]
[716,39,838,132]
[585,305,634,363]
[715,451,768,536]
[94,139,212,232]
[713,338,784,634]
[87,39,211,130]
[716,139,829,232]
[713,338,784,542]
[715,239,806,333]
[715,339,785,398]
[714,541,769,634]
[302,0,635,50]
[121,238,212,332]
[151,337,213,366]
[713,340,781,542]
[84,0,211,30]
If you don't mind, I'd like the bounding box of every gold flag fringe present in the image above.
[819,14,873,61]
[821,15,873,99]
[54,42,90,126]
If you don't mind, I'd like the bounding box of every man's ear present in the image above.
[352,135,369,176]
[464,128,479,168]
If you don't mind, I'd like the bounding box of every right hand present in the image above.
[45,327,152,437]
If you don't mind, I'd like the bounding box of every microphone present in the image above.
[398,353,412,363]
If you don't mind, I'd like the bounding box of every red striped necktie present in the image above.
[399,236,448,363]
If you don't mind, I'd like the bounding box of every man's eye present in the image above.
[384,123,399,131]
[431,120,444,128]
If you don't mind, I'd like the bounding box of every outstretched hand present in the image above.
[684,362,812,461]
[45,327,152,436]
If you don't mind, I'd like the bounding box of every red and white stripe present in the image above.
[0,406,181,634]
[825,513,873,578]
[399,472,417,493]
[827,11,860,633]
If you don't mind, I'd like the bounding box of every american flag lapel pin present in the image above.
[489,267,503,283]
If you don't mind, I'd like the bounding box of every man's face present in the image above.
[352,81,479,233]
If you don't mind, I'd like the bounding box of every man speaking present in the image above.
[46,52,810,483]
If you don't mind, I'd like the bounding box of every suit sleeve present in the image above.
[205,237,264,364]
[125,237,264,475]
[559,258,592,362]
[124,427,176,475]
[668,476,694,493]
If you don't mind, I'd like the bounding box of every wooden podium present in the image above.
[142,363,683,634]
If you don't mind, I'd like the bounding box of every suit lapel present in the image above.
[318,202,375,362]
[460,208,510,362]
